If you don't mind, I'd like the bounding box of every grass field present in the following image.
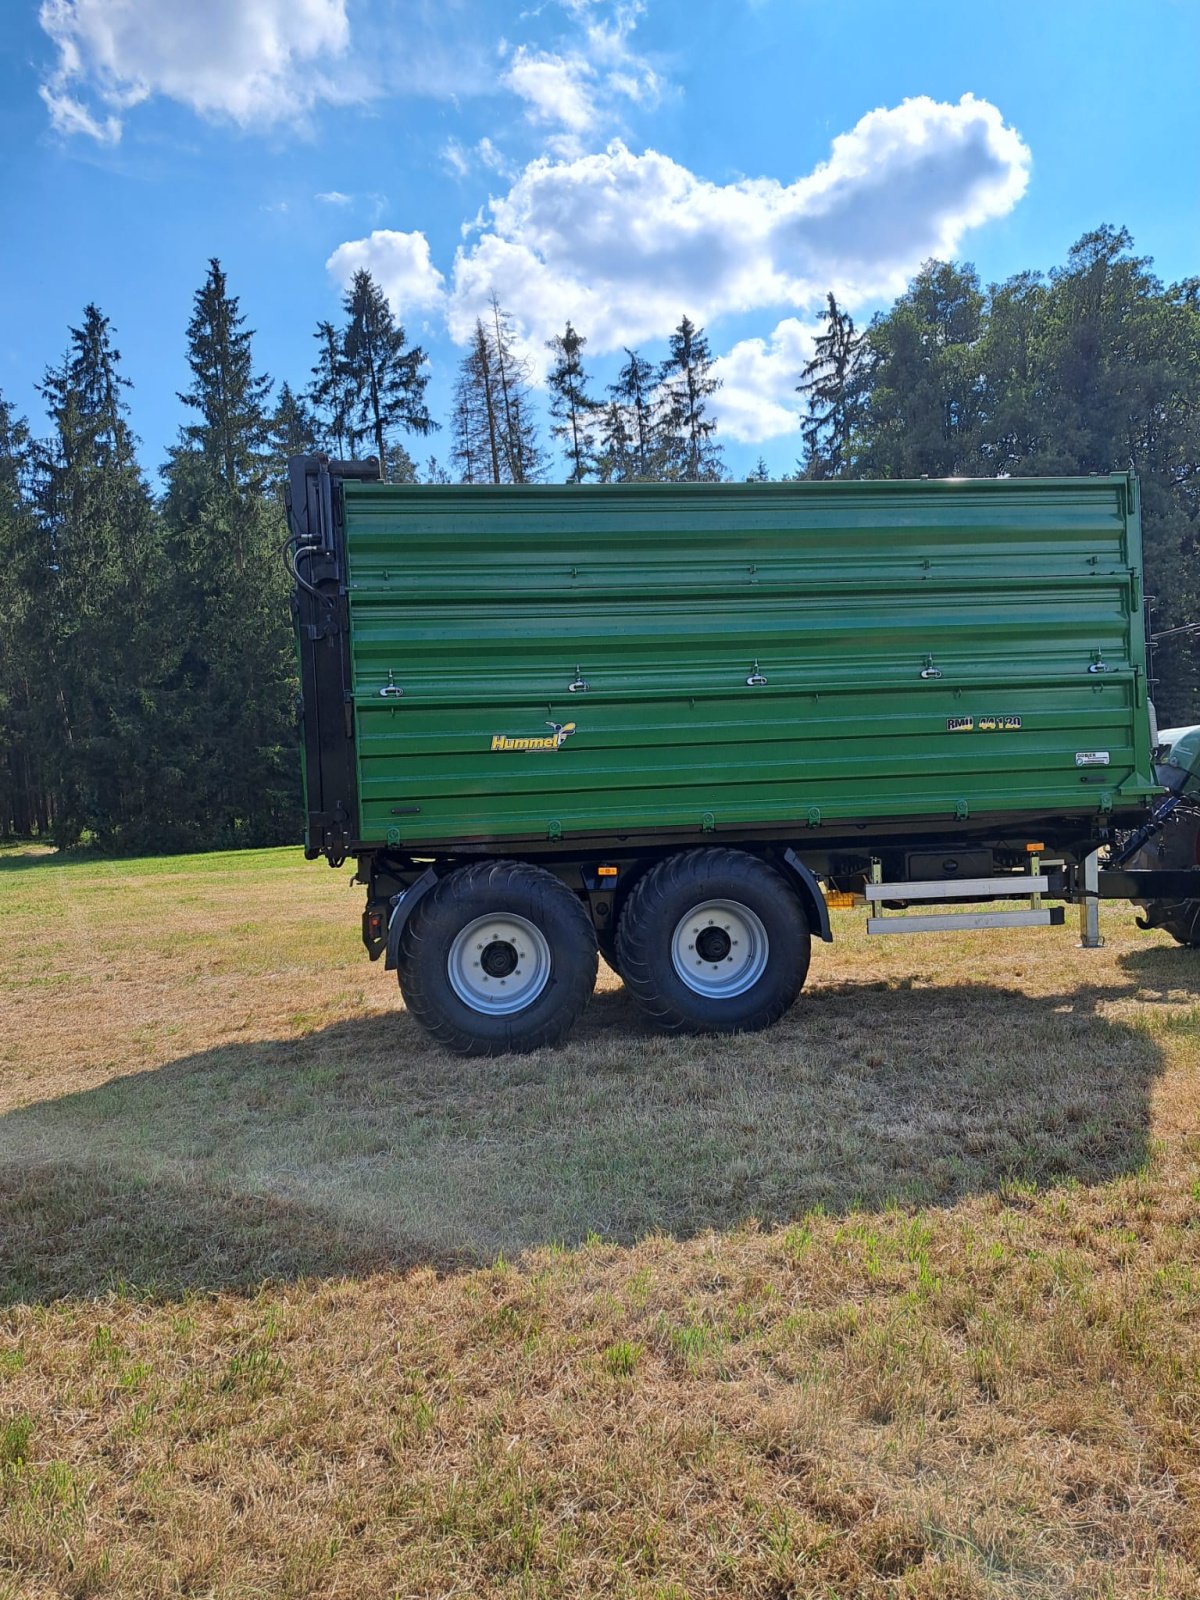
[2,842,1199,1598]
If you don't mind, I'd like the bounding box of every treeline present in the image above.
[0,260,729,849]
[450,300,724,485]
[0,224,1197,850]
[0,266,303,851]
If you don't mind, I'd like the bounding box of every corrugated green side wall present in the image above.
[340,475,1157,848]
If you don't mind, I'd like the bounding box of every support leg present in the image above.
[1079,851,1104,949]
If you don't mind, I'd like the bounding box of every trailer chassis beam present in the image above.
[1095,869,1200,900]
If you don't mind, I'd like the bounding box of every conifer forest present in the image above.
[1,225,1197,851]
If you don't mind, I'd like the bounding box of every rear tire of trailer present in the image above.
[616,849,810,1034]
[1129,805,1200,947]
[396,861,598,1056]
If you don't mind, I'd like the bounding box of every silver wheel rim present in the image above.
[447,914,552,1015]
[671,898,770,999]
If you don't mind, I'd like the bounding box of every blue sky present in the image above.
[1,0,1198,482]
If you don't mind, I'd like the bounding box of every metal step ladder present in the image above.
[863,853,1066,936]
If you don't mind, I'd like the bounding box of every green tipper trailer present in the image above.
[288,458,1200,1054]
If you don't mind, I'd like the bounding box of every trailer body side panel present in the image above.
[336,475,1156,850]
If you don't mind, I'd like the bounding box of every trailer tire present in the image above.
[616,849,810,1034]
[1129,805,1200,947]
[396,861,598,1056]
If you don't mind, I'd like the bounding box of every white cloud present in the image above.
[711,318,818,443]
[504,46,598,136]
[38,0,356,140]
[579,2,662,104]
[39,81,121,143]
[315,190,353,205]
[442,135,514,181]
[38,0,656,149]
[501,1,664,149]
[438,94,1029,416]
[477,137,509,174]
[442,139,472,179]
[325,230,447,317]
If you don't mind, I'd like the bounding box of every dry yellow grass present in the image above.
[2,841,1199,1598]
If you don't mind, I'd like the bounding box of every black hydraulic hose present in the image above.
[1111,792,1186,867]
[281,500,334,605]
[291,543,329,602]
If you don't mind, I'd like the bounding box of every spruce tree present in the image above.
[162,260,298,846]
[175,259,273,501]
[309,320,354,458]
[449,373,484,483]
[270,381,319,467]
[545,321,600,482]
[0,394,45,838]
[658,316,723,481]
[340,269,435,479]
[595,400,633,483]
[488,294,546,483]
[451,321,502,483]
[451,305,545,484]
[32,306,167,846]
[607,348,663,480]
[796,293,865,478]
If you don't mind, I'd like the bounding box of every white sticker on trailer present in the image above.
[1075,751,1111,767]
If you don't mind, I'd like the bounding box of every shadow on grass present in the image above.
[0,975,1171,1303]
[0,848,61,873]
[1118,942,1200,982]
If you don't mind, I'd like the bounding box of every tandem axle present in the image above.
[345,829,1200,1057]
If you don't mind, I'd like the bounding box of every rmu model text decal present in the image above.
[946,715,1023,733]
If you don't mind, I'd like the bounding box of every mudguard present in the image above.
[384,867,439,970]
[782,848,833,943]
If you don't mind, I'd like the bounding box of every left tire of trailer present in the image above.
[616,848,811,1035]
[396,861,599,1056]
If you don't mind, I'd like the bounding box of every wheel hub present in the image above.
[694,925,732,962]
[447,914,552,1015]
[480,939,519,978]
[671,898,770,999]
